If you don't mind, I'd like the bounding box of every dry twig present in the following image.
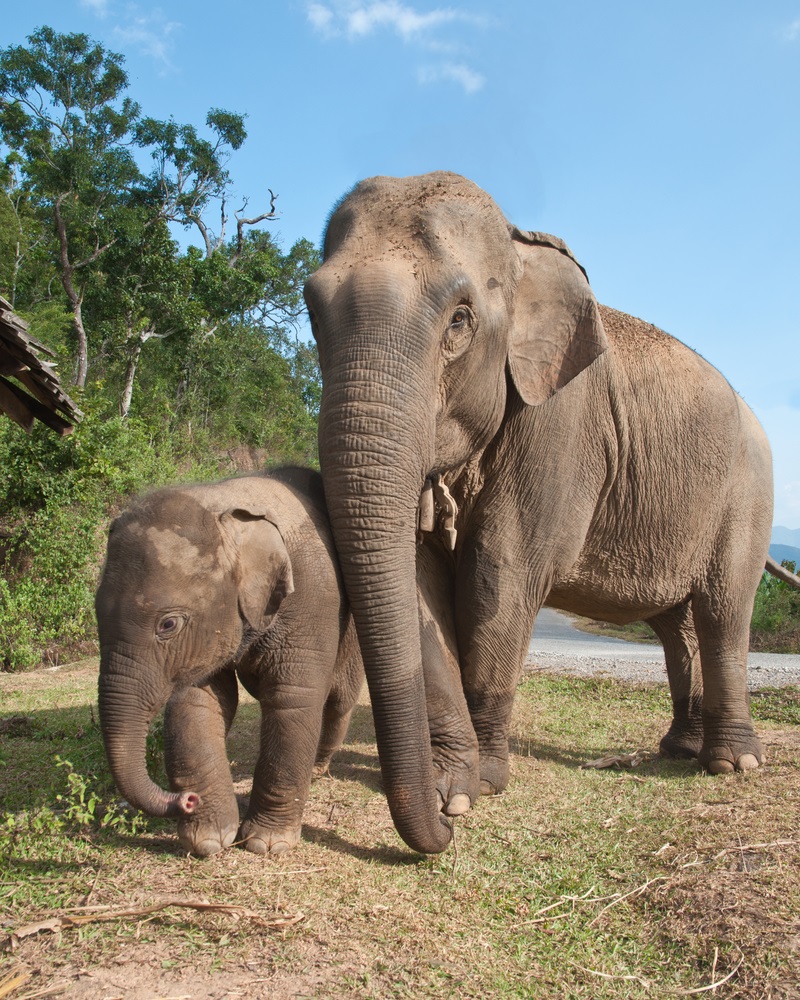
[677,948,744,995]
[573,946,744,996]
[0,967,30,998]
[588,876,670,927]
[2,898,303,952]
[571,962,652,989]
[712,839,797,860]
[580,750,651,769]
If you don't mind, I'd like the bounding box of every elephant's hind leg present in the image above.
[692,579,765,774]
[649,603,704,759]
[314,621,364,775]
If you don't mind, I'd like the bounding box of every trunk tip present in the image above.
[175,791,201,816]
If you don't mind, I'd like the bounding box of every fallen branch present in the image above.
[2,898,304,952]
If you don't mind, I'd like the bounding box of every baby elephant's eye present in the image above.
[156,613,187,640]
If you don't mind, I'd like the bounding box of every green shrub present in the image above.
[750,560,800,654]
[0,399,205,669]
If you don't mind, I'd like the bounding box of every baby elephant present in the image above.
[95,467,363,856]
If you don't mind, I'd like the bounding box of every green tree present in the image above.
[0,27,143,385]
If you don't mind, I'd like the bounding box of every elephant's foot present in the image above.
[477,748,510,797]
[177,815,239,857]
[659,718,704,759]
[698,720,766,774]
[238,818,301,856]
[312,751,336,778]
[431,741,480,817]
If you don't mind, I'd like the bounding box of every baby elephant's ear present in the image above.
[219,508,295,630]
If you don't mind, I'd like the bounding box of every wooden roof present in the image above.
[0,297,82,435]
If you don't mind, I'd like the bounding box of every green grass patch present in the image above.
[0,663,798,998]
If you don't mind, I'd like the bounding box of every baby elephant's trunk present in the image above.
[98,664,200,818]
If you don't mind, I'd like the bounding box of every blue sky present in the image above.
[5,1,800,527]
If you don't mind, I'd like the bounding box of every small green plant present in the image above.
[0,756,147,854]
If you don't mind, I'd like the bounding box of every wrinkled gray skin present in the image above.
[95,467,363,857]
[305,171,775,855]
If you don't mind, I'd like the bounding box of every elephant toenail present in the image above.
[245,838,267,855]
[735,753,760,771]
[708,759,735,775]
[195,839,222,857]
[479,779,497,796]
[268,841,290,855]
[444,793,471,816]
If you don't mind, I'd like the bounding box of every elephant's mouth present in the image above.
[417,475,459,551]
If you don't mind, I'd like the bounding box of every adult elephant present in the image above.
[304,171,773,855]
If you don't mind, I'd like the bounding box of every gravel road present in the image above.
[525,607,800,689]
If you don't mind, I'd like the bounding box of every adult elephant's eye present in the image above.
[156,613,187,640]
[443,304,475,356]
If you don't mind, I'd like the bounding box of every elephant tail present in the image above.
[765,555,800,589]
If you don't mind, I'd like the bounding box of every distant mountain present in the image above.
[772,525,800,547]
[769,544,800,568]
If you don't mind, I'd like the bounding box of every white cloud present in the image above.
[308,1,473,40]
[783,18,800,41]
[111,13,181,70]
[347,2,462,39]
[308,3,335,33]
[306,2,487,93]
[418,62,485,94]
[80,0,111,16]
[79,1,181,71]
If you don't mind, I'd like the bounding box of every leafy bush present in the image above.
[0,399,207,669]
[750,560,800,654]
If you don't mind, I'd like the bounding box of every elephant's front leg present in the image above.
[455,537,538,797]
[163,670,240,857]
[238,653,332,855]
[417,539,480,816]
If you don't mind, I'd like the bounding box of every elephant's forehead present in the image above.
[126,521,225,581]
[328,173,509,261]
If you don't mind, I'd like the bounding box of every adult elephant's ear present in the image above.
[218,507,295,630]
[507,227,608,406]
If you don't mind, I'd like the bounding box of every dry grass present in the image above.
[0,663,798,998]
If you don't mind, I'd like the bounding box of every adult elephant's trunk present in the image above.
[318,343,452,855]
[98,655,199,818]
